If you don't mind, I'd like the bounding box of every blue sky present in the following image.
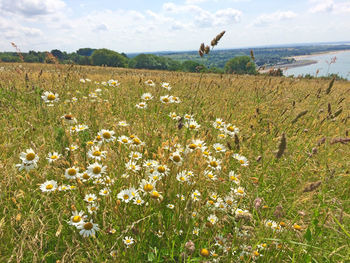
[0,0,349,53]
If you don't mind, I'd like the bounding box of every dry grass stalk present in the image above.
[275,132,286,158]
[291,110,308,124]
[11,42,24,62]
[330,137,350,144]
[325,77,335,95]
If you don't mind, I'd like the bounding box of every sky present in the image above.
[0,0,350,53]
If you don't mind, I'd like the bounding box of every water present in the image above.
[284,50,350,80]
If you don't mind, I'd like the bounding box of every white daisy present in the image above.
[39,180,57,192]
[77,220,100,237]
[123,236,135,247]
[47,152,61,163]
[20,148,39,164]
[65,166,79,180]
[84,193,97,203]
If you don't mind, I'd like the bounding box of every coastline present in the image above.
[259,49,350,73]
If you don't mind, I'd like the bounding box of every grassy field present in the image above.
[0,62,349,262]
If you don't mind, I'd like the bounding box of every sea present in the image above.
[283,50,350,80]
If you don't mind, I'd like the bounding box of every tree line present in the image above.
[0,48,257,74]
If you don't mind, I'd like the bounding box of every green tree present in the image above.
[224,56,256,74]
[91,49,128,67]
[77,48,96,57]
[51,49,64,60]
[182,60,206,73]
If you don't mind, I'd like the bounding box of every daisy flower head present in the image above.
[20,148,39,164]
[129,151,142,160]
[145,79,155,87]
[139,179,156,193]
[87,203,99,214]
[65,166,79,180]
[76,124,89,132]
[87,146,107,161]
[150,189,163,200]
[170,96,181,103]
[126,160,141,173]
[133,196,145,206]
[77,220,100,237]
[135,101,147,109]
[84,193,97,203]
[192,227,200,236]
[233,154,249,166]
[80,78,85,83]
[117,189,133,203]
[167,204,175,209]
[130,136,145,149]
[224,124,239,137]
[183,113,194,121]
[234,187,246,197]
[204,170,217,181]
[123,236,135,247]
[161,82,171,90]
[169,151,183,166]
[176,171,189,183]
[61,114,77,125]
[87,162,106,178]
[191,190,201,202]
[66,144,79,152]
[156,164,169,176]
[39,180,57,192]
[185,119,200,131]
[213,143,226,153]
[208,214,218,225]
[98,129,115,142]
[207,156,222,170]
[118,120,129,127]
[99,188,110,196]
[118,135,130,144]
[213,118,225,129]
[228,171,240,185]
[79,171,92,182]
[169,112,181,121]
[141,93,153,101]
[159,95,171,104]
[41,91,59,104]
[58,184,69,191]
[107,79,120,87]
[69,210,86,227]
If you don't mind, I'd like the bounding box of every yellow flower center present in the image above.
[228,126,234,132]
[189,124,196,129]
[51,155,58,159]
[103,190,108,194]
[26,153,36,161]
[237,189,244,194]
[126,239,131,244]
[136,199,142,204]
[103,132,111,139]
[84,222,93,230]
[93,166,101,174]
[208,174,214,179]
[46,184,53,190]
[47,94,56,101]
[145,96,150,100]
[68,168,77,176]
[91,207,96,211]
[82,173,90,179]
[200,249,210,257]
[151,191,160,199]
[123,194,130,200]
[88,197,94,202]
[133,138,141,145]
[96,135,102,141]
[157,166,166,173]
[189,144,197,149]
[172,155,181,162]
[239,159,245,164]
[162,98,169,103]
[93,151,101,156]
[216,147,222,151]
[210,161,218,167]
[226,200,233,205]
[143,184,153,192]
[72,215,81,223]
[254,251,260,257]
[122,138,128,143]
[180,176,185,181]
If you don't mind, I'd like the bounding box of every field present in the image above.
[0,62,349,262]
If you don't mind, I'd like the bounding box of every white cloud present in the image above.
[162,2,241,28]
[251,10,297,27]
[308,0,350,13]
[0,0,66,17]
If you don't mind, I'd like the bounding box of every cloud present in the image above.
[309,0,334,13]
[162,2,242,28]
[0,0,66,17]
[308,0,350,13]
[251,10,297,27]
